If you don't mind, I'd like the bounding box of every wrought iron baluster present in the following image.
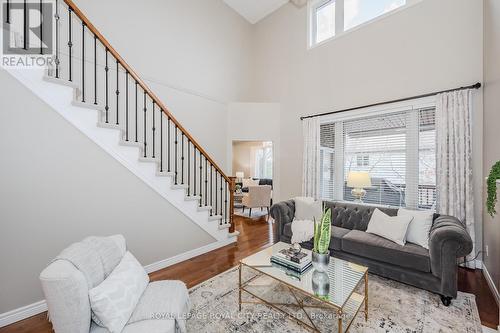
[174,125,178,185]
[181,134,184,184]
[167,118,171,172]
[23,0,27,50]
[81,23,85,102]
[220,174,223,216]
[40,0,43,54]
[225,181,228,224]
[143,92,147,158]
[115,60,119,125]
[199,152,203,207]
[93,35,97,104]
[210,164,213,216]
[125,72,129,140]
[68,7,72,81]
[6,0,10,24]
[205,158,208,207]
[152,102,156,158]
[187,140,190,195]
[215,171,218,217]
[104,49,109,123]
[55,0,59,78]
[135,82,138,142]
[193,147,197,196]
[160,112,163,172]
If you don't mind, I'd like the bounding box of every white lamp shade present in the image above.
[347,171,371,188]
[235,172,244,179]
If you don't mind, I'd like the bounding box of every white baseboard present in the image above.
[481,261,500,306]
[143,237,236,274]
[0,300,47,328]
[0,238,236,328]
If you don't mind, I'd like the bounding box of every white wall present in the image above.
[249,0,484,253]
[483,0,500,306]
[0,69,215,313]
[228,103,281,201]
[73,0,254,173]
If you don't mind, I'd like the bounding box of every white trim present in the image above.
[308,0,423,49]
[0,238,236,328]
[0,301,47,328]
[482,261,500,306]
[143,238,236,274]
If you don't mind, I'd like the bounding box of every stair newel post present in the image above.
[229,177,236,233]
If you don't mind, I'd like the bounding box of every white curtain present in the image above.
[302,117,320,198]
[436,90,475,268]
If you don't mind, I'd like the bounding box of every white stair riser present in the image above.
[6,67,230,242]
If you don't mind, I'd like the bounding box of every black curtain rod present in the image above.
[299,82,481,120]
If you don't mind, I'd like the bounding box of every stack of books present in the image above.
[270,248,312,276]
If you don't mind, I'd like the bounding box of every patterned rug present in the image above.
[187,266,482,333]
[234,207,270,219]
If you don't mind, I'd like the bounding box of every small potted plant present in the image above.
[312,208,332,272]
[235,184,242,194]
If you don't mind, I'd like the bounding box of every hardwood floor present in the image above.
[0,215,498,332]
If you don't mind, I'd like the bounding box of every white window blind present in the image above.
[319,107,436,210]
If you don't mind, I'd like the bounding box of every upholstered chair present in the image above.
[39,235,190,333]
[242,185,272,220]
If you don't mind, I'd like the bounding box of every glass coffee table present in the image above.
[239,242,368,332]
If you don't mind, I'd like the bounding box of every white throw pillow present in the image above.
[398,208,434,249]
[294,197,323,222]
[366,209,413,246]
[89,251,149,333]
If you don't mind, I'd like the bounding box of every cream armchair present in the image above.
[242,185,272,220]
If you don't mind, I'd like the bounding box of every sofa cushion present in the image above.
[330,226,351,251]
[326,202,398,231]
[342,230,431,273]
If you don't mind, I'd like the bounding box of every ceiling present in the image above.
[223,0,289,24]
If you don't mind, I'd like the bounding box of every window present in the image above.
[309,0,413,47]
[254,142,273,179]
[319,107,436,210]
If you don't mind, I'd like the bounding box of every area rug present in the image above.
[186,266,482,333]
[234,207,270,219]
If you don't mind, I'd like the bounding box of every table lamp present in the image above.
[347,171,371,203]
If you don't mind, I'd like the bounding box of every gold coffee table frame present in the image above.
[238,249,368,333]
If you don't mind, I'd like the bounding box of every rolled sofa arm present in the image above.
[270,200,295,242]
[428,215,473,297]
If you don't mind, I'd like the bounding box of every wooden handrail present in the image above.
[63,0,230,184]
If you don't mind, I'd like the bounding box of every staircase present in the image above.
[3,0,237,243]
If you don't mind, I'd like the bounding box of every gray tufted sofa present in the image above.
[270,200,473,306]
